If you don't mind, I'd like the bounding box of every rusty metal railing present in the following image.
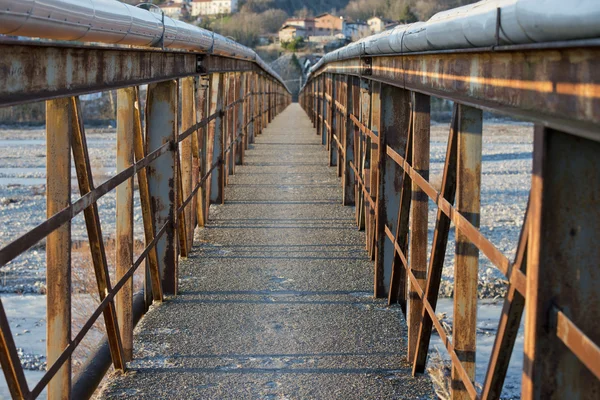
[0,36,291,399]
[300,40,600,399]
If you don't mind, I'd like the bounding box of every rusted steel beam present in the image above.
[132,88,164,304]
[209,73,225,205]
[181,77,196,252]
[407,92,430,362]
[196,76,209,226]
[374,84,410,300]
[0,40,281,108]
[0,300,29,399]
[146,80,178,295]
[523,126,600,399]
[227,73,236,177]
[176,160,189,259]
[116,87,135,362]
[70,97,126,373]
[481,206,529,400]
[368,81,381,264]
[336,78,344,179]
[236,72,245,165]
[387,109,412,311]
[357,79,370,232]
[452,105,482,400]
[45,97,72,400]
[311,46,600,141]
[413,106,459,374]
[343,76,356,206]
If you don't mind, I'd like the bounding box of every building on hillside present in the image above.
[282,18,316,36]
[279,25,306,43]
[190,0,238,16]
[344,21,369,40]
[314,13,345,36]
[159,2,189,19]
[367,16,398,33]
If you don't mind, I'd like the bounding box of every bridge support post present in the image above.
[342,76,356,206]
[116,88,136,362]
[226,73,235,179]
[46,98,72,400]
[522,126,600,399]
[407,92,430,362]
[329,74,338,168]
[317,76,322,139]
[236,72,245,165]
[452,104,482,400]
[209,73,225,205]
[374,84,410,302]
[356,78,370,232]
[181,77,196,252]
[248,73,255,145]
[146,80,179,295]
[368,82,380,264]
[196,76,209,227]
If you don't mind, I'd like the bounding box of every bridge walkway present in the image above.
[99,104,433,399]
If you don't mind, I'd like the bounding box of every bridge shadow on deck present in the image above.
[99,104,433,399]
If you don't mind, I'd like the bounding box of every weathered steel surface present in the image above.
[313,46,600,141]
[45,97,72,400]
[0,41,271,108]
[412,107,458,374]
[407,92,430,362]
[523,126,600,399]
[452,105,482,400]
[181,77,196,253]
[116,88,136,362]
[374,84,410,302]
[342,76,356,206]
[132,88,164,304]
[146,80,178,295]
[209,73,225,205]
[0,300,28,399]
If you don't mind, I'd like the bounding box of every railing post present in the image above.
[323,75,328,146]
[209,73,225,205]
[357,78,370,232]
[146,80,178,295]
[368,81,380,263]
[407,92,430,361]
[452,104,482,400]
[116,88,135,362]
[226,73,235,178]
[522,126,600,399]
[181,77,196,251]
[329,75,338,167]
[374,84,410,300]
[46,98,72,400]
[248,73,255,145]
[236,72,245,165]
[196,76,209,227]
[343,75,355,206]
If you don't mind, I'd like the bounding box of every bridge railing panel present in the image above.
[0,38,291,399]
[300,42,600,398]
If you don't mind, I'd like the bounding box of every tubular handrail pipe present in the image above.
[0,0,290,93]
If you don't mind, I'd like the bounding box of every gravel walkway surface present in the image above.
[99,104,433,399]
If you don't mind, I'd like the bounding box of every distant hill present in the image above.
[119,0,479,22]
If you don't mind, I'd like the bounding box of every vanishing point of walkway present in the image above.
[100,104,433,399]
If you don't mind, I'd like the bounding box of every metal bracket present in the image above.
[196,54,207,74]
[362,57,372,76]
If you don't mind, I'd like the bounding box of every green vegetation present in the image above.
[281,37,305,51]
[118,0,480,48]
